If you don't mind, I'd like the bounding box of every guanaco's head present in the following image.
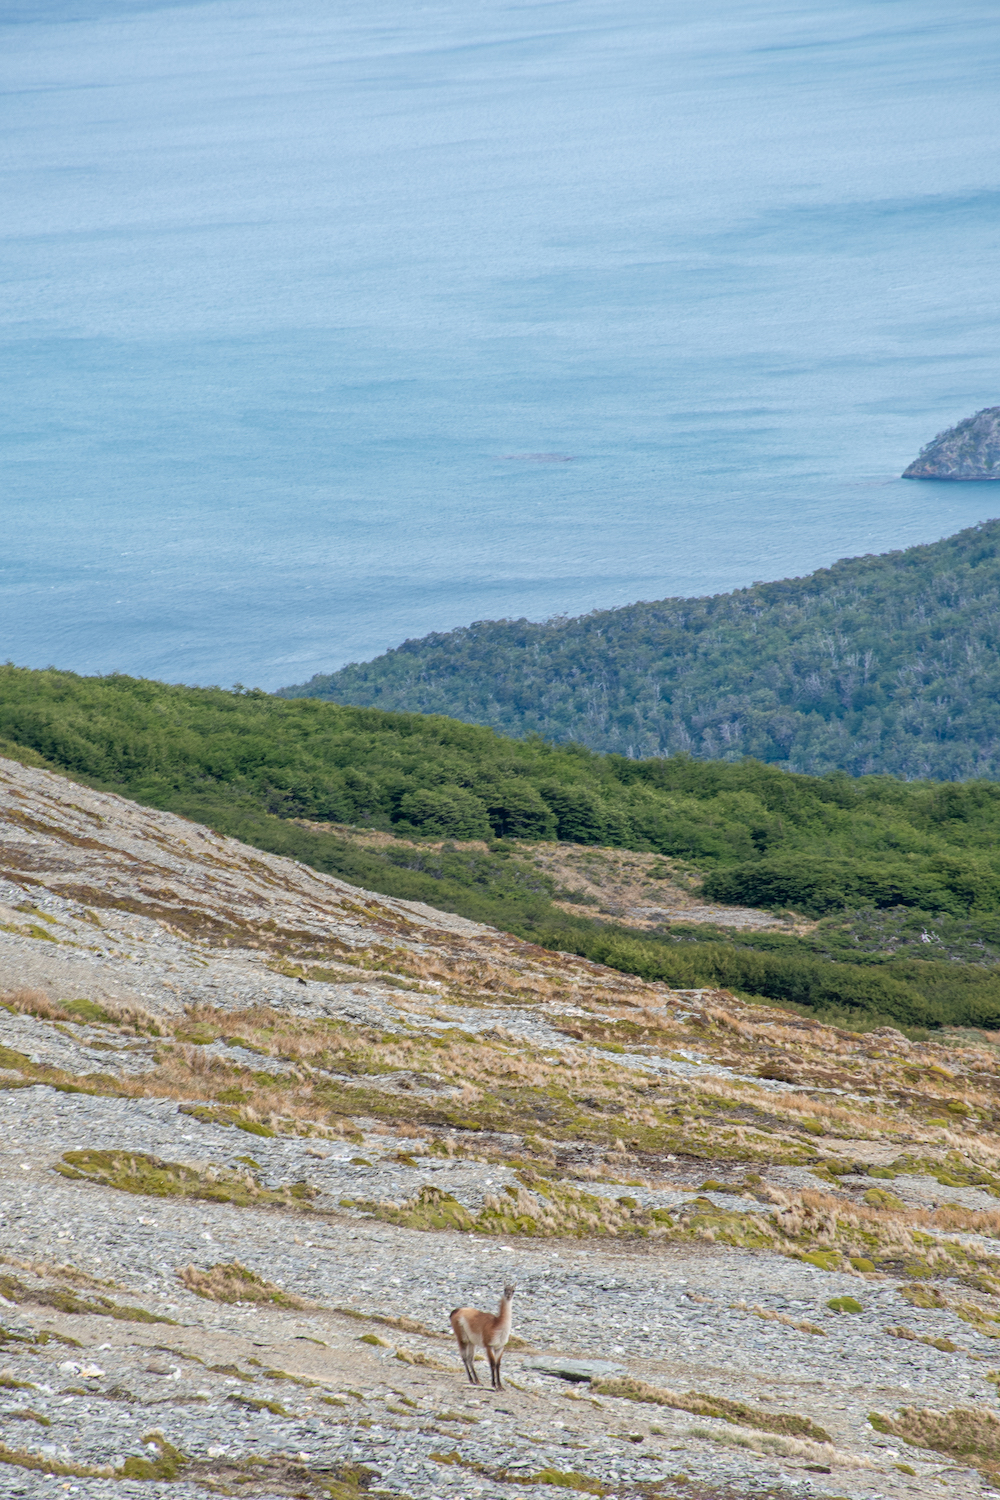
[503,1283,516,1301]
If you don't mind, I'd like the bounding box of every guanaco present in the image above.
[450,1284,515,1390]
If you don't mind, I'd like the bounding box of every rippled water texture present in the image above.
[3,0,1000,687]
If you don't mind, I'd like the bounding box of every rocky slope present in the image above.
[903,408,1000,480]
[5,756,1000,1497]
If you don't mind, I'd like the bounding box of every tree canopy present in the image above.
[281,518,1000,780]
[10,665,1000,1029]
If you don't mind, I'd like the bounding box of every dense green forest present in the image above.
[281,519,1000,780]
[8,666,1000,1029]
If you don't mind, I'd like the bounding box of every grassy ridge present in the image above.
[7,665,1000,1027]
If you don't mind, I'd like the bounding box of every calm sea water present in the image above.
[4,0,1000,690]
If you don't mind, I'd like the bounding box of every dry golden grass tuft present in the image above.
[0,1253,117,1292]
[762,1184,1000,1280]
[884,1325,960,1353]
[177,1261,308,1308]
[869,1405,1000,1476]
[393,1347,451,1371]
[0,986,160,1034]
[0,987,72,1022]
[684,1424,873,1469]
[731,1300,825,1336]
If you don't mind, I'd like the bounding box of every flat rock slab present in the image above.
[522,1356,625,1382]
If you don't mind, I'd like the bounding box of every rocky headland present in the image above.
[5,754,1000,1498]
[903,408,1000,480]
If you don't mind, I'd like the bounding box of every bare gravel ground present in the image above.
[1,757,999,1499]
[3,1096,983,1500]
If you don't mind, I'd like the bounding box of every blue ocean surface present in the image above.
[3,0,1000,690]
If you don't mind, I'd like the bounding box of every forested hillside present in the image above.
[9,663,1000,917]
[12,667,1000,1027]
[281,519,1000,780]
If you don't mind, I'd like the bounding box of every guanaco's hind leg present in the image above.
[460,1341,480,1384]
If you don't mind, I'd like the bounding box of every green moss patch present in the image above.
[333,1305,443,1340]
[589,1377,830,1442]
[62,998,117,1026]
[520,1470,607,1494]
[209,1363,255,1381]
[8,1410,50,1427]
[346,1173,679,1239]
[900,1284,947,1309]
[56,1150,317,1211]
[955,1302,1000,1338]
[430,1450,608,1494]
[178,1103,277,1138]
[310,1073,805,1166]
[344,1170,971,1283]
[228,1394,292,1417]
[797,1250,841,1272]
[346,1183,476,1232]
[884,1152,1000,1197]
[247,1363,318,1388]
[897,1284,1000,1340]
[119,1434,188,1481]
[886,1325,959,1353]
[0,1271,173,1325]
[863,1187,906,1211]
[0,1440,113,1481]
[670,1197,779,1251]
[394,1347,451,1370]
[3,1438,383,1499]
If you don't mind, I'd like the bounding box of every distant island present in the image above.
[903,406,1000,479]
[278,518,1000,780]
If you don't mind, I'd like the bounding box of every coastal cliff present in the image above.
[903,406,1000,479]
